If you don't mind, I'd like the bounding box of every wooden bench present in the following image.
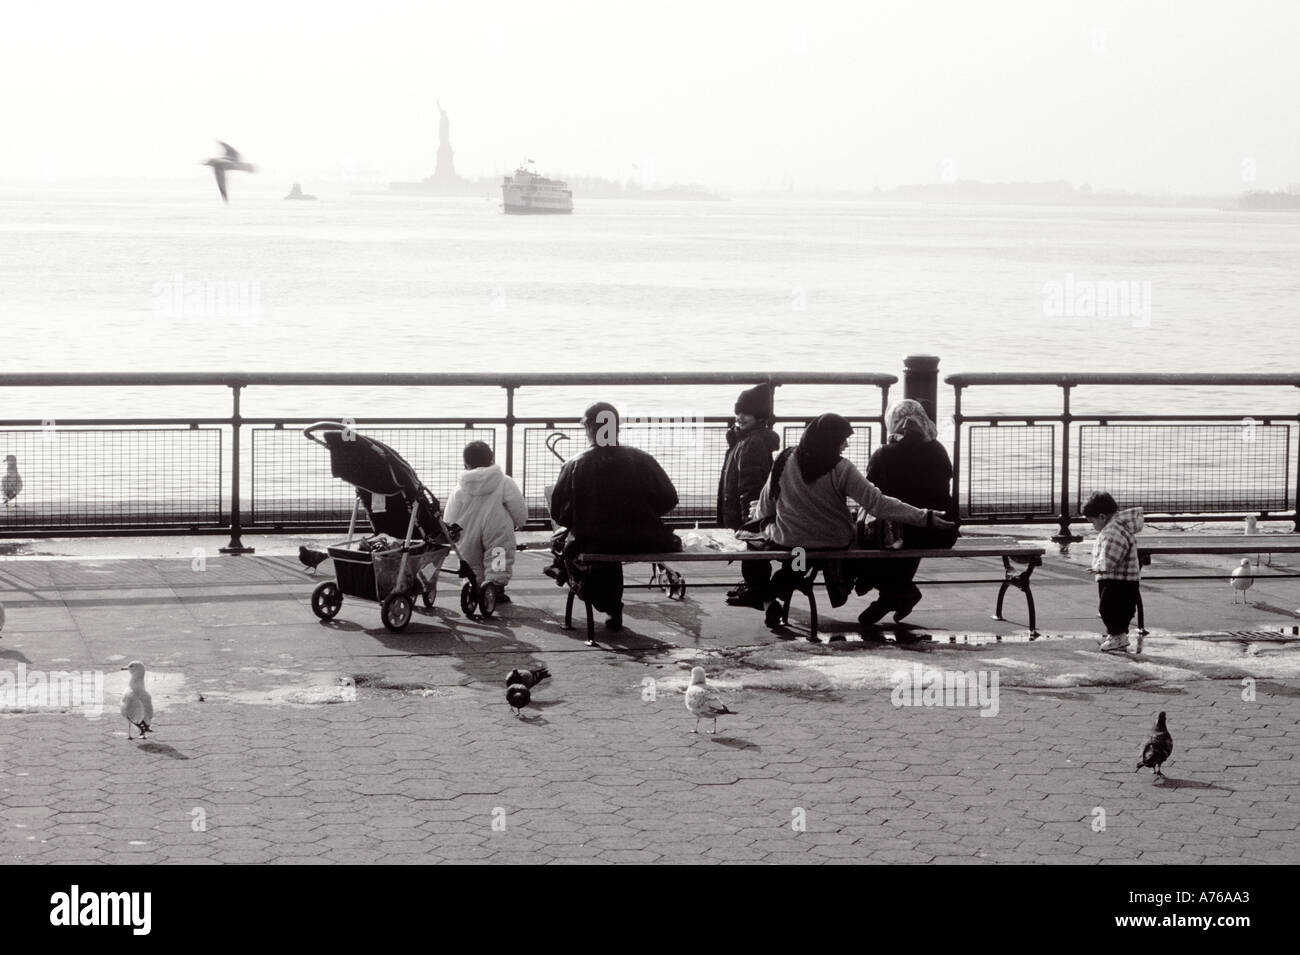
[1133,534,1300,634]
[567,537,1046,644]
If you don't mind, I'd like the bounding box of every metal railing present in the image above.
[0,372,896,550]
[946,373,1300,541]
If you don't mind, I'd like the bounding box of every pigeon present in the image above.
[202,141,257,202]
[1135,711,1173,778]
[505,666,550,716]
[2,455,21,505]
[299,545,330,574]
[1230,559,1254,604]
[685,666,734,734]
[120,661,154,740]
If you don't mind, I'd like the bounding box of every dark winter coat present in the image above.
[551,443,680,553]
[865,435,955,549]
[716,425,780,529]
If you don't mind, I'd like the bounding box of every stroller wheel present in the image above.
[381,594,413,632]
[460,581,478,617]
[480,582,499,618]
[311,581,342,620]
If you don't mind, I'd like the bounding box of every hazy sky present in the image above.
[1,0,1297,193]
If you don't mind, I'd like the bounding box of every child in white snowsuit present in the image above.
[443,442,528,592]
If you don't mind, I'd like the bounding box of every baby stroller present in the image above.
[303,422,453,632]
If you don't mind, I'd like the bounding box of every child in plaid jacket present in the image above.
[1084,491,1145,652]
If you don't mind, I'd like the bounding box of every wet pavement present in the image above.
[0,534,1297,864]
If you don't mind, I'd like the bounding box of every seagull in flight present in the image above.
[203,141,257,202]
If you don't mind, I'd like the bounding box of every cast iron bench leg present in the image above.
[807,587,819,642]
[994,557,1012,621]
[793,568,821,642]
[997,556,1042,638]
[1023,566,1040,639]
[564,588,575,630]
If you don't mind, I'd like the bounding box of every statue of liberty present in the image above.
[435,100,457,182]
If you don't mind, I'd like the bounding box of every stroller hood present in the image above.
[304,422,446,543]
[459,464,504,497]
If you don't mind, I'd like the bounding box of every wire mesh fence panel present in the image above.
[0,428,223,529]
[1076,423,1292,514]
[521,424,733,523]
[251,426,496,526]
[964,424,1056,518]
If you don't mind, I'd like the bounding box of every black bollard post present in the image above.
[903,354,940,422]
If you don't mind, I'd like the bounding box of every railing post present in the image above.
[949,383,963,527]
[878,382,889,447]
[220,383,254,554]
[504,384,516,477]
[903,354,940,423]
[1053,383,1080,548]
[1294,387,1300,533]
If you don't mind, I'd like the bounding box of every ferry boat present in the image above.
[501,163,573,214]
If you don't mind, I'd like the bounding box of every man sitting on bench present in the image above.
[550,401,682,631]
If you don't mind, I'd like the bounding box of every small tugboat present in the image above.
[501,162,572,214]
[285,182,317,200]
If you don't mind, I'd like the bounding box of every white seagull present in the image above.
[202,141,257,202]
[1230,558,1254,604]
[2,455,21,505]
[120,661,154,740]
[685,666,735,734]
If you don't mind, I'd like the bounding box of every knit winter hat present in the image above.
[734,384,772,418]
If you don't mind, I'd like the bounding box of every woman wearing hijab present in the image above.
[861,399,956,625]
[751,413,955,628]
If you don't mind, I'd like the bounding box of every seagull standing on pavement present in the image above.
[2,455,21,505]
[203,141,257,202]
[685,667,734,734]
[120,661,154,740]
[1230,559,1254,604]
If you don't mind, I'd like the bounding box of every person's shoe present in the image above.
[495,590,512,604]
[764,600,785,629]
[892,587,923,623]
[727,589,766,610]
[725,585,756,606]
[1099,634,1129,652]
[858,601,889,626]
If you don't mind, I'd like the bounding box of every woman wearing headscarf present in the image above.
[861,399,956,625]
[750,413,955,629]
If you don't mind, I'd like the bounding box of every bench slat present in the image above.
[1137,536,1300,555]
[580,546,1044,562]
